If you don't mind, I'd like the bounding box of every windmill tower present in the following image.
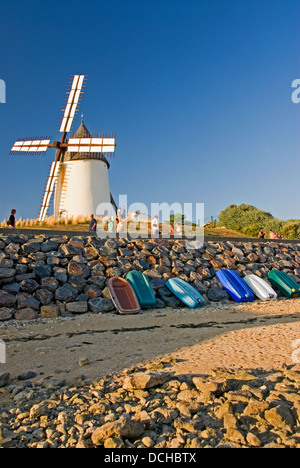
[10,75,116,221]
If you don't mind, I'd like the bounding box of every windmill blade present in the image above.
[38,161,61,221]
[10,138,51,155]
[59,75,87,134]
[67,137,116,154]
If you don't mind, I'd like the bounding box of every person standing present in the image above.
[7,209,16,229]
[89,214,97,232]
[175,223,182,237]
[108,217,116,234]
[120,206,126,224]
[151,215,159,235]
[169,224,174,236]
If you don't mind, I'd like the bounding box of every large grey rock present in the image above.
[0,373,10,388]
[0,290,17,308]
[14,308,39,321]
[2,283,20,295]
[68,260,90,278]
[0,268,15,279]
[40,240,60,252]
[88,297,115,313]
[34,289,53,305]
[40,304,60,318]
[22,241,42,254]
[0,307,14,321]
[20,279,39,293]
[40,277,59,292]
[207,287,230,302]
[33,265,52,279]
[59,243,83,257]
[66,301,88,314]
[17,293,40,311]
[55,283,78,302]
[68,276,86,292]
[160,295,181,308]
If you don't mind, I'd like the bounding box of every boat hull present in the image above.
[244,274,277,301]
[165,278,205,309]
[268,270,300,299]
[126,271,156,308]
[216,269,254,303]
[107,277,141,314]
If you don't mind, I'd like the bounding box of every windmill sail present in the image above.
[10,138,51,155]
[67,136,116,155]
[59,75,86,134]
[39,161,61,221]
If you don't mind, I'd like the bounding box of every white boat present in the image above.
[244,274,277,302]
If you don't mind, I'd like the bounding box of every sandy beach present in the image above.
[1,298,299,384]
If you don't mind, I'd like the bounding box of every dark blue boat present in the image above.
[216,269,254,303]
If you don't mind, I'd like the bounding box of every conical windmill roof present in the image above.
[73,121,91,138]
[63,120,110,168]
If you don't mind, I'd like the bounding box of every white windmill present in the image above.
[10,75,117,221]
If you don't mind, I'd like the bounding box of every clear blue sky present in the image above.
[0,0,299,223]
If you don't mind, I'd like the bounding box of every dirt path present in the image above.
[0,299,300,385]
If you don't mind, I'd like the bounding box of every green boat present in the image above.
[125,270,157,308]
[268,270,300,299]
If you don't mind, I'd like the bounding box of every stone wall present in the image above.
[0,233,299,322]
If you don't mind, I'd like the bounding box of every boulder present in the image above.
[33,265,52,279]
[0,290,17,308]
[0,307,14,321]
[207,287,229,302]
[40,304,60,318]
[123,372,172,390]
[66,301,88,314]
[17,293,40,311]
[0,373,10,388]
[91,415,145,445]
[55,284,78,302]
[88,297,115,313]
[14,308,39,321]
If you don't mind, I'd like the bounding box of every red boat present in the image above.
[107,277,141,314]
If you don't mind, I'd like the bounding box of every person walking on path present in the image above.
[7,209,16,229]
[108,217,116,234]
[120,206,126,225]
[151,215,159,235]
[89,214,97,232]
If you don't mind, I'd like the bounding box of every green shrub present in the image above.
[282,222,300,239]
[218,204,274,232]
[217,204,300,239]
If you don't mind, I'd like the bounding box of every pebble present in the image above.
[0,366,299,448]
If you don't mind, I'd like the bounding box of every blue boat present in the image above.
[165,278,205,309]
[216,269,254,303]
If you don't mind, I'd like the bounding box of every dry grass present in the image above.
[204,226,248,238]
[0,216,247,238]
[0,215,92,231]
